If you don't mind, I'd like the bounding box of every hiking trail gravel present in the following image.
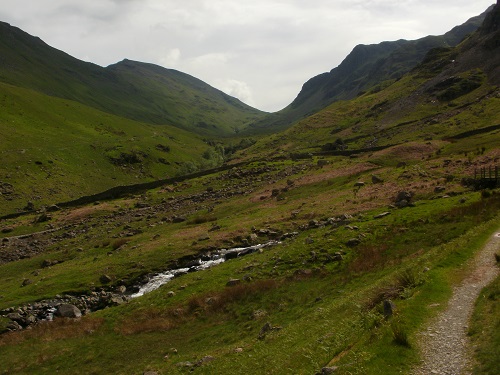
[412,231,500,375]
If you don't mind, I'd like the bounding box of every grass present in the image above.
[469,274,500,374]
[1,21,499,373]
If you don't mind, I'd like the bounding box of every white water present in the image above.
[130,241,279,298]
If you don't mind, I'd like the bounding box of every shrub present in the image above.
[111,238,128,250]
[391,321,411,347]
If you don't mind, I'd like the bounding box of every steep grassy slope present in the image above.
[0,22,264,136]
[248,6,492,134]
[0,82,214,215]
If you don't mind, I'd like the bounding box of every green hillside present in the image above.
[0,22,265,137]
[0,82,214,215]
[0,5,499,375]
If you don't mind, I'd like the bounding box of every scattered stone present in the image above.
[21,278,33,287]
[24,201,35,211]
[234,347,244,353]
[346,238,361,247]
[46,204,61,212]
[172,215,186,223]
[6,321,22,331]
[109,296,125,306]
[434,186,446,193]
[305,237,315,244]
[176,362,194,368]
[371,174,384,184]
[383,300,395,318]
[226,279,241,287]
[196,356,215,366]
[116,285,127,294]
[258,322,272,339]
[321,367,338,374]
[55,304,82,318]
[394,191,413,208]
[167,291,176,298]
[354,181,365,188]
[1,227,13,233]
[252,309,268,320]
[374,212,391,219]
[100,274,112,284]
[35,213,51,223]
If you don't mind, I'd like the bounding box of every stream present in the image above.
[1,240,283,331]
[130,241,281,298]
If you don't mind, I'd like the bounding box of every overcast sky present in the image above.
[0,0,494,112]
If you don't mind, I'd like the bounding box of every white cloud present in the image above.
[219,79,255,107]
[0,0,494,111]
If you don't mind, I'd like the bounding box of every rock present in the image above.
[252,309,268,320]
[305,237,315,244]
[321,367,338,374]
[354,181,365,188]
[371,174,384,184]
[143,372,158,375]
[374,212,391,219]
[346,238,361,247]
[46,204,61,212]
[35,213,51,223]
[258,322,272,339]
[55,304,82,318]
[1,227,13,233]
[317,159,329,168]
[196,356,215,366]
[6,321,23,331]
[172,216,186,223]
[24,201,35,211]
[7,313,24,323]
[395,191,412,203]
[167,291,176,298]
[116,285,127,294]
[176,362,194,368]
[21,279,33,287]
[109,296,125,306]
[100,274,112,284]
[226,279,241,287]
[434,186,446,193]
[41,259,57,268]
[383,300,395,318]
[395,199,409,208]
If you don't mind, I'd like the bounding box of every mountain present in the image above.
[244,4,500,162]
[0,22,265,136]
[247,5,494,133]
[1,5,500,375]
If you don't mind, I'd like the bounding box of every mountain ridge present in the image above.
[246,5,494,134]
[0,21,264,137]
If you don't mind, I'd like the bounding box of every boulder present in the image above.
[371,174,384,184]
[55,304,82,318]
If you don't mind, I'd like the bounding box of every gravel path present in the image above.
[412,231,500,375]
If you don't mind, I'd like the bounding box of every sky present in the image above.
[0,0,494,112]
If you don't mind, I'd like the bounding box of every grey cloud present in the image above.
[0,0,494,111]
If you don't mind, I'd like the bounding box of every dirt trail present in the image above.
[412,231,500,375]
